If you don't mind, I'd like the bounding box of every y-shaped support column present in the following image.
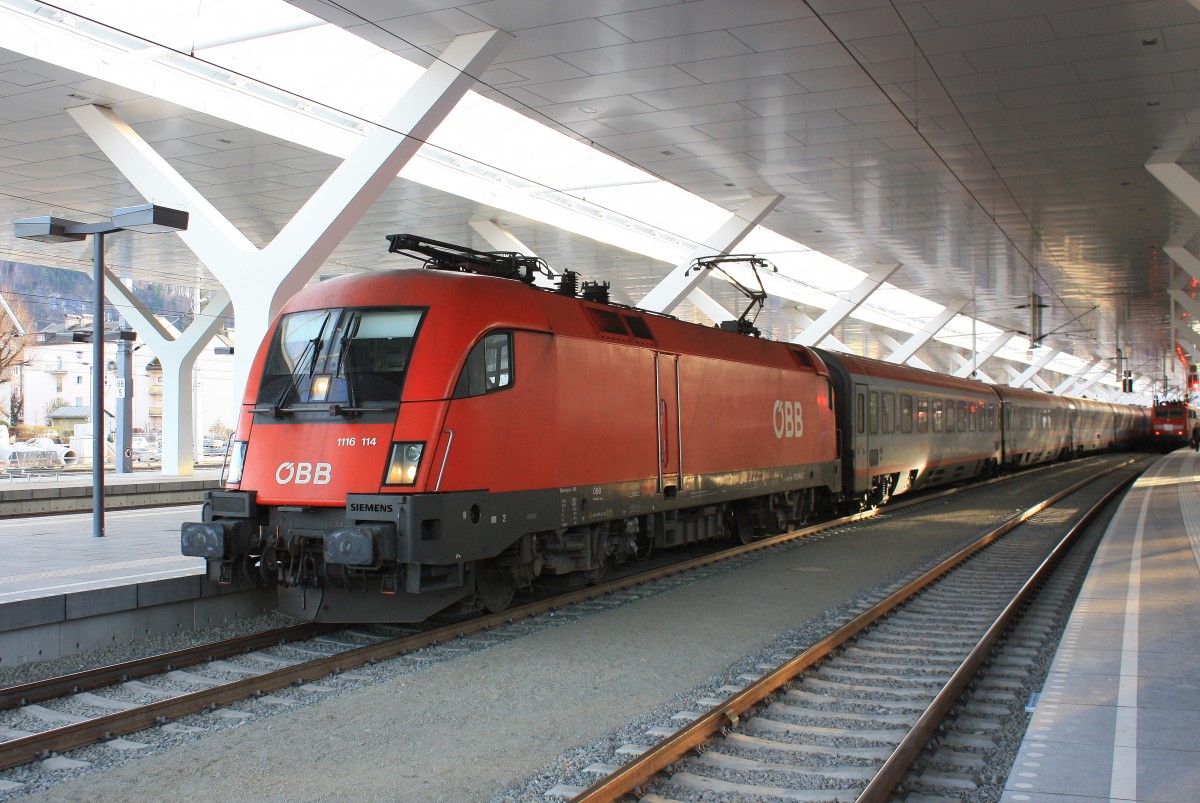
[952,332,1012,378]
[1008,349,1060,388]
[68,30,509,473]
[885,300,967,366]
[793,263,900,347]
[104,271,232,473]
[1173,310,1200,359]
[876,333,934,371]
[1054,358,1100,395]
[637,195,782,314]
[791,312,852,353]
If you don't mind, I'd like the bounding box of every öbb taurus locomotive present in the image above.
[182,237,1147,623]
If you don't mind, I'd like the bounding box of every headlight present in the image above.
[225,441,248,485]
[385,442,424,485]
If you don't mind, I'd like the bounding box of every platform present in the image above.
[0,504,272,666]
[0,468,222,517]
[1002,449,1200,802]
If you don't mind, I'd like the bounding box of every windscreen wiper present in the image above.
[250,323,328,418]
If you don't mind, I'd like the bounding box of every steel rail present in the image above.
[0,456,1129,773]
[569,457,1141,802]
[0,622,329,711]
[856,464,1141,801]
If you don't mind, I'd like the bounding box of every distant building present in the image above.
[12,314,238,452]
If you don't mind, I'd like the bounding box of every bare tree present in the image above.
[0,293,34,425]
[0,293,33,382]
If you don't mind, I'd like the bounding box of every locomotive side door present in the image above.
[655,353,681,497]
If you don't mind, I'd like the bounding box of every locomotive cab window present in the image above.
[455,332,514,398]
[257,306,423,409]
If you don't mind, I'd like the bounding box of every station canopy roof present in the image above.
[2,0,1199,396]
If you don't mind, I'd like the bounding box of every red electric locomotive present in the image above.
[183,235,1148,624]
[1149,401,1200,450]
[183,237,841,622]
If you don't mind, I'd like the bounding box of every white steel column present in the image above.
[1170,287,1200,322]
[1009,349,1060,388]
[949,352,996,383]
[1175,319,1200,357]
[1069,370,1108,397]
[1146,157,1200,220]
[1029,375,1053,392]
[792,312,852,353]
[1165,236,1200,284]
[885,300,967,365]
[637,194,782,314]
[793,263,901,347]
[1178,333,1200,362]
[1054,359,1100,395]
[103,270,232,474]
[952,332,1013,378]
[877,333,933,371]
[68,30,509,473]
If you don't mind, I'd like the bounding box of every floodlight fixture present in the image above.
[12,216,86,243]
[111,204,189,234]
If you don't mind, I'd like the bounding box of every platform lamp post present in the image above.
[14,205,189,538]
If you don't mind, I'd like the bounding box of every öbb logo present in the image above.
[275,461,332,485]
[773,400,803,439]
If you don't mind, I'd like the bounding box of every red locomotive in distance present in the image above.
[1149,400,1200,450]
[183,236,841,622]
[183,235,1148,623]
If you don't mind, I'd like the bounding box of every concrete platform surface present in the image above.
[1002,449,1200,802]
[0,506,204,604]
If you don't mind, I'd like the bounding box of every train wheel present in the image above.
[586,558,612,585]
[477,562,516,613]
[586,526,613,584]
[730,504,755,545]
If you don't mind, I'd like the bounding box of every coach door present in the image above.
[655,353,681,497]
[854,383,875,489]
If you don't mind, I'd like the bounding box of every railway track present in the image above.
[0,456,1140,793]
[564,458,1144,802]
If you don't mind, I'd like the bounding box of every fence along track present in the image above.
[570,458,1142,802]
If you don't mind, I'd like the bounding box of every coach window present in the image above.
[869,391,879,434]
[968,402,977,432]
[945,398,955,433]
[932,399,943,432]
[901,394,913,433]
[916,396,929,433]
[882,392,895,433]
[454,331,514,398]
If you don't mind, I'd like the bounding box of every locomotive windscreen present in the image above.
[257,307,424,408]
